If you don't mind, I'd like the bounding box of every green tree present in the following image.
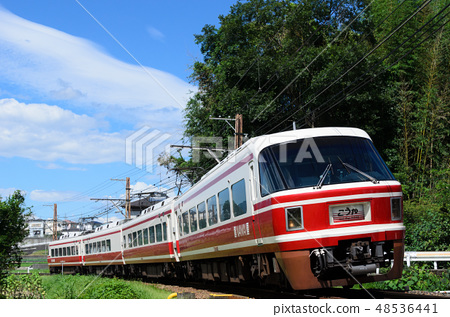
[180,0,449,200]
[182,0,383,177]
[0,191,30,287]
[185,0,374,140]
[371,0,450,201]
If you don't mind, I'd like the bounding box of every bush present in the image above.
[1,272,45,299]
[79,278,139,299]
[41,274,171,299]
[367,264,450,292]
[403,201,450,251]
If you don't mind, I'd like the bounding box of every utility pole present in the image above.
[108,177,131,219]
[125,177,131,219]
[209,114,245,149]
[234,113,243,149]
[53,203,57,241]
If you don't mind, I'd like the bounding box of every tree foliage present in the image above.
[180,0,449,205]
[185,0,379,140]
[0,191,30,284]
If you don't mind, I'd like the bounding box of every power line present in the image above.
[262,0,439,134]
[295,3,449,130]
[251,0,377,124]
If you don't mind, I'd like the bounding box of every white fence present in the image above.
[404,251,450,270]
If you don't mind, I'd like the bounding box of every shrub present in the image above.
[1,272,45,299]
[79,278,139,299]
[403,201,450,251]
[368,264,450,292]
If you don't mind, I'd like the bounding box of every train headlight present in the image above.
[391,197,402,220]
[286,206,303,231]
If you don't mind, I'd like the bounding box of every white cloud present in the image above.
[130,181,158,194]
[97,216,123,224]
[0,8,196,112]
[37,163,87,171]
[29,189,83,202]
[147,26,165,41]
[0,98,124,164]
[0,187,19,198]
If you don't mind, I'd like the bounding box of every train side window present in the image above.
[232,179,247,217]
[55,249,59,257]
[97,242,101,253]
[189,207,197,233]
[138,230,143,246]
[106,240,111,252]
[51,249,54,257]
[218,188,231,222]
[102,240,106,252]
[123,235,126,248]
[182,211,189,235]
[93,243,98,253]
[207,195,218,226]
[149,226,155,244]
[85,245,88,255]
[128,234,132,248]
[89,243,93,254]
[63,248,66,256]
[71,246,75,255]
[156,224,162,242]
[163,222,167,241]
[133,232,137,247]
[178,215,183,236]
[143,228,149,244]
[197,202,207,229]
[67,247,71,256]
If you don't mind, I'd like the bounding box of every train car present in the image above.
[48,127,404,290]
[48,219,125,274]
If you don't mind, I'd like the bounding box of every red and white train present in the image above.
[48,127,405,290]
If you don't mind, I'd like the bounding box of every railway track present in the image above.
[147,279,450,299]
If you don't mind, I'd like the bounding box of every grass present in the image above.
[41,275,173,299]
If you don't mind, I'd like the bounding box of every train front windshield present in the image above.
[258,136,395,196]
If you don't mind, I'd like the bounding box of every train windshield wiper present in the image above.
[340,161,379,184]
[315,163,333,189]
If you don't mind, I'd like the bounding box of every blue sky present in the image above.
[0,0,235,221]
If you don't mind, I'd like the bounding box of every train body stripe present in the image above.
[179,223,404,258]
[255,192,403,214]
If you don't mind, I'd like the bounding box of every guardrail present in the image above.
[404,251,450,270]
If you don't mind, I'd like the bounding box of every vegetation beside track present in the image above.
[361,264,450,292]
[1,273,172,299]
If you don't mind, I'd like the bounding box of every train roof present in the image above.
[253,127,370,145]
[181,127,371,199]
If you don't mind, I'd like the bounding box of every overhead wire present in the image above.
[261,0,439,134]
[59,1,446,221]
[251,0,377,124]
[299,4,450,129]
[253,0,410,135]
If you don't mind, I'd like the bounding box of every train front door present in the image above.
[249,161,264,246]
[167,212,180,262]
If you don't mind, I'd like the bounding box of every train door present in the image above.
[80,238,85,266]
[77,241,83,265]
[249,161,264,246]
[120,228,126,265]
[168,206,180,262]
